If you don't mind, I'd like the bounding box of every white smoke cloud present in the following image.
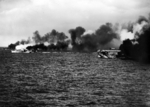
[15,44,34,51]
[119,20,148,41]
[133,21,148,36]
[44,42,50,46]
[82,30,95,36]
[120,29,134,41]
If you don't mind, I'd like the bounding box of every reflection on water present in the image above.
[1,52,150,107]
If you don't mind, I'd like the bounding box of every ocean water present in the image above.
[0,52,150,107]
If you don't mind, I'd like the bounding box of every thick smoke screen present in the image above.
[8,29,69,51]
[69,23,121,52]
[120,15,150,62]
[32,30,68,44]
[8,14,150,54]
[8,22,125,52]
[95,23,119,45]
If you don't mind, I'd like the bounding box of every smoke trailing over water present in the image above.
[8,22,129,52]
[8,29,69,51]
[8,13,150,54]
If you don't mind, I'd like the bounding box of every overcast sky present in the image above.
[0,0,150,46]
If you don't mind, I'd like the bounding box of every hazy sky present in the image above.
[0,0,150,46]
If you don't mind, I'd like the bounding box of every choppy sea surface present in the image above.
[1,52,150,107]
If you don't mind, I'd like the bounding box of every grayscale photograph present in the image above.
[0,0,150,107]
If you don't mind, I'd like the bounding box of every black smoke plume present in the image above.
[120,15,150,62]
[95,23,119,45]
[69,26,85,51]
[26,42,69,52]
[32,30,68,44]
[69,23,120,52]
[8,41,20,50]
